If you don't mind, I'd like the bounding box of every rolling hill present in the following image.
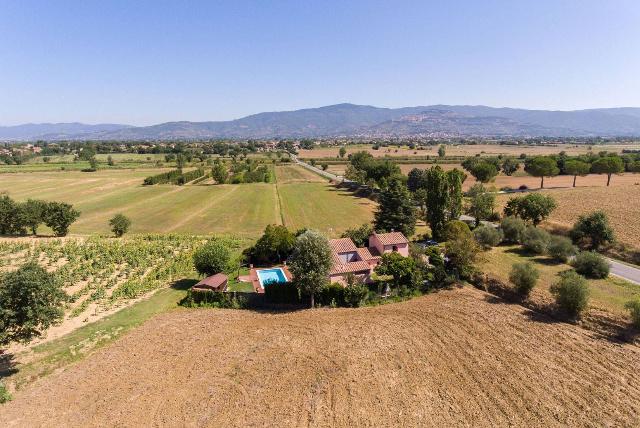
[4,104,640,140]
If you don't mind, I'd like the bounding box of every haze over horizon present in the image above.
[2,0,640,126]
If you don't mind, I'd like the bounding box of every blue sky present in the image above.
[1,0,639,125]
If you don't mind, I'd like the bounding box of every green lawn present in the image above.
[278,182,376,236]
[0,165,374,237]
[479,245,640,315]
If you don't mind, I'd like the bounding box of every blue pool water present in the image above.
[256,268,288,287]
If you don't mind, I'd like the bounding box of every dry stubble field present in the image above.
[1,287,639,427]
[497,184,640,249]
[299,143,640,159]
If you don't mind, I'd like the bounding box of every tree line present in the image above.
[460,150,640,188]
[0,195,80,236]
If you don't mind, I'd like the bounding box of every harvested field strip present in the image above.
[275,164,325,183]
[1,287,639,427]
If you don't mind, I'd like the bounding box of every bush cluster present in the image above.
[264,282,301,304]
[547,235,577,263]
[571,251,609,279]
[500,216,526,244]
[550,271,590,318]
[625,299,640,328]
[143,168,205,185]
[473,226,503,249]
[522,226,551,254]
[509,262,539,297]
[0,383,11,404]
[143,169,182,185]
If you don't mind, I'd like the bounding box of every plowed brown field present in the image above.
[2,287,639,427]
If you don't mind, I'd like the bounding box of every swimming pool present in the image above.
[256,268,288,287]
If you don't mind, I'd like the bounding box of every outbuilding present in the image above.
[191,273,228,292]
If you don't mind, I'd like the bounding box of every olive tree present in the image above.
[288,230,333,308]
[570,211,615,250]
[509,262,539,297]
[43,202,80,237]
[193,240,231,276]
[109,213,132,238]
[0,262,66,346]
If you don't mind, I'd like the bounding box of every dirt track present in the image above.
[2,287,639,427]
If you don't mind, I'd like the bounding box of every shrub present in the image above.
[509,262,539,297]
[109,213,131,238]
[264,281,301,304]
[500,216,526,244]
[550,271,590,318]
[473,226,503,249]
[0,383,10,403]
[445,232,480,280]
[443,220,472,241]
[547,235,576,263]
[193,240,231,276]
[570,210,615,250]
[318,283,345,307]
[625,299,640,328]
[343,273,369,307]
[522,226,550,254]
[571,251,609,279]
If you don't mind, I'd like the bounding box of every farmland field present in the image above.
[497,185,640,249]
[299,142,640,159]
[0,165,374,237]
[0,235,218,347]
[2,286,639,427]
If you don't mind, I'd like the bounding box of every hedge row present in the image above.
[143,168,205,186]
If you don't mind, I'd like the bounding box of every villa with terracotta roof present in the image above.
[328,231,409,285]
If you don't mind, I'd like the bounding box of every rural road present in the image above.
[295,156,640,286]
[608,259,640,285]
[294,156,346,182]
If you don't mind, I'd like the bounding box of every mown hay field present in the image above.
[1,286,639,427]
[0,166,374,237]
[497,185,640,249]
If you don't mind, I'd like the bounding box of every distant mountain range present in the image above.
[3,104,640,141]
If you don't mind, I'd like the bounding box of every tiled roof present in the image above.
[356,247,375,261]
[193,273,228,291]
[329,260,372,275]
[374,232,409,246]
[329,238,358,253]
